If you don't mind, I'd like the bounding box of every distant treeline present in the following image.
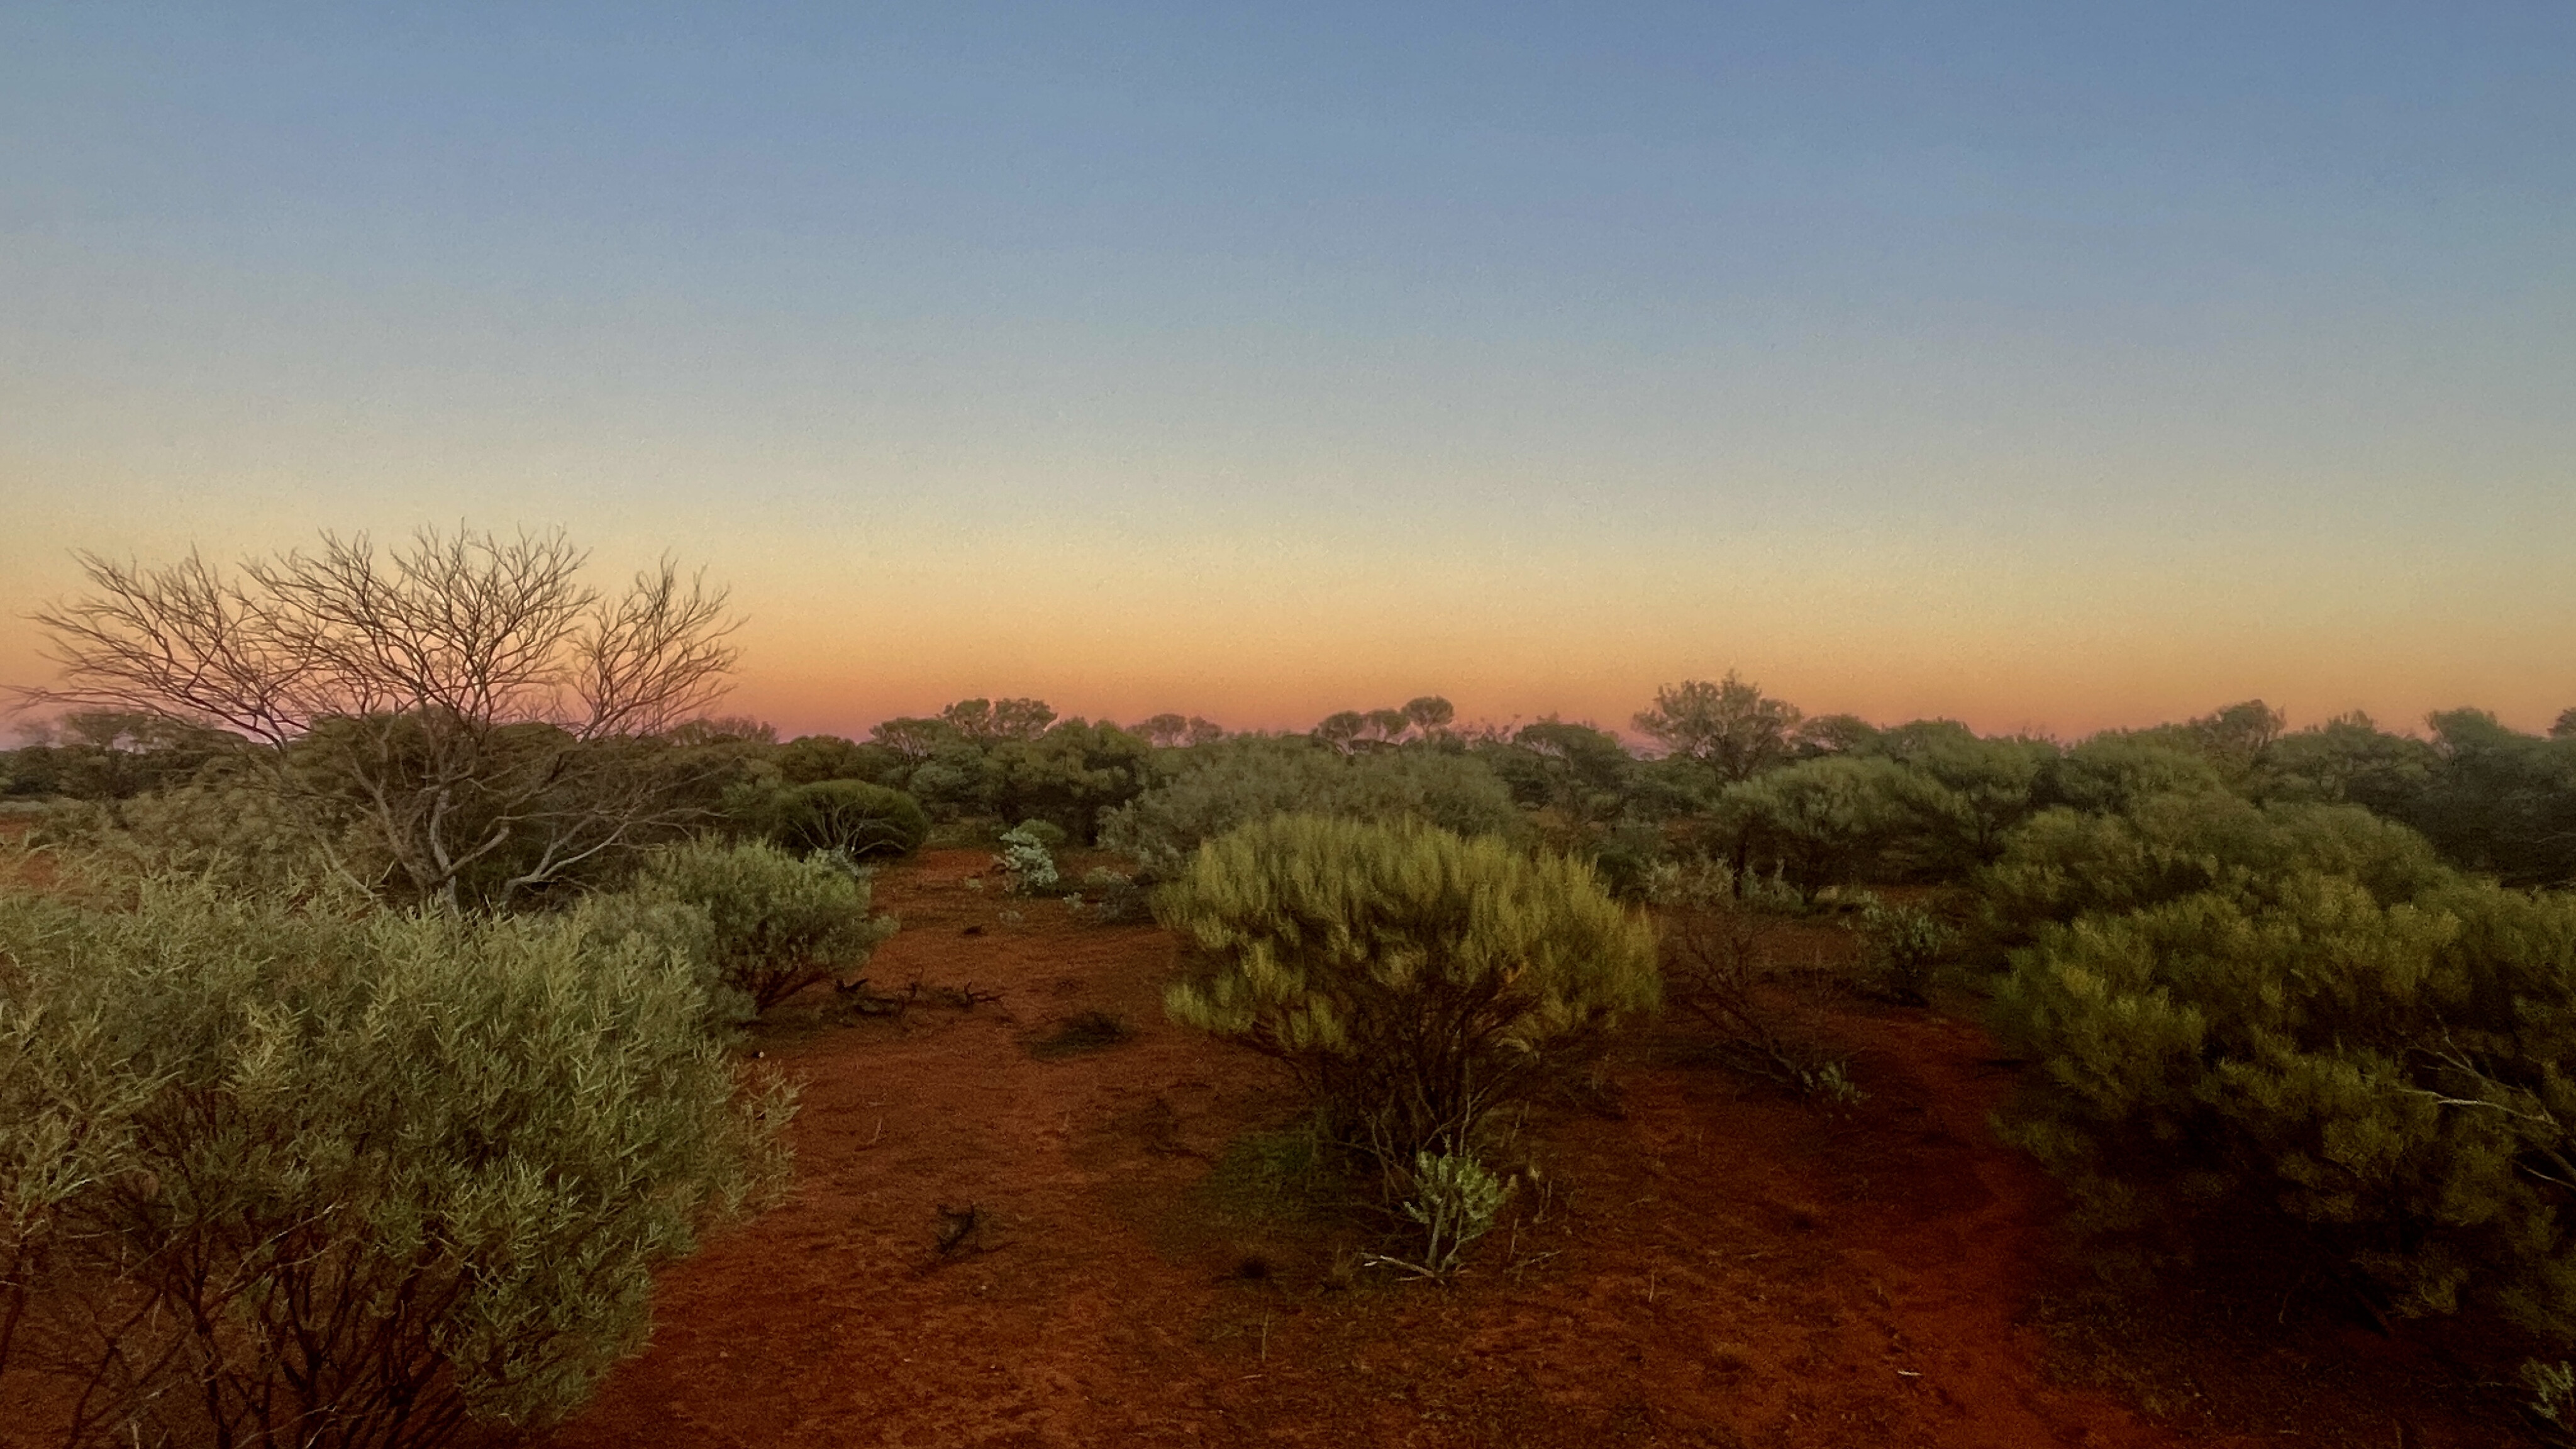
[11,680,2574,897]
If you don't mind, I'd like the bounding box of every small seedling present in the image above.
[1363,1150,1513,1282]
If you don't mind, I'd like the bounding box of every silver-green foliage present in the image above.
[1368,1151,1513,1281]
[1099,735,1519,880]
[586,836,896,1018]
[994,824,1060,894]
[0,879,791,1448]
[1158,814,1658,1164]
[30,775,342,897]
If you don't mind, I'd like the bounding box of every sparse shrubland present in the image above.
[16,526,2576,1406]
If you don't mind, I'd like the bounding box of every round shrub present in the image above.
[1993,867,2576,1347]
[0,879,789,1448]
[770,779,930,859]
[1157,814,1658,1167]
[598,838,897,1018]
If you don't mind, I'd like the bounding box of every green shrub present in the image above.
[987,719,1153,843]
[1643,854,1738,909]
[2043,736,2233,815]
[767,779,930,858]
[0,880,789,1448]
[1100,735,1519,879]
[1157,815,1658,1168]
[1848,896,1959,1004]
[1979,792,2449,951]
[1366,1150,1513,1281]
[994,822,1062,894]
[772,733,906,787]
[1078,866,1150,923]
[594,838,896,1018]
[29,774,348,897]
[1992,867,2576,1346]
[2529,1358,2576,1441]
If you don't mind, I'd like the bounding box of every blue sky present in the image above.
[4,3,2572,735]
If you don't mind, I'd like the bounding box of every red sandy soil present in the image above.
[0,828,2529,1446]
[545,852,2534,1449]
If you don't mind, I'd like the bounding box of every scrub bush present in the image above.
[598,837,896,1018]
[1992,865,2576,1346]
[1078,867,1150,923]
[30,775,340,897]
[1977,792,2448,952]
[1848,896,1959,1004]
[994,823,1061,894]
[1099,735,1518,879]
[1365,1150,1513,1281]
[767,779,930,858]
[1158,815,1658,1169]
[0,880,789,1449]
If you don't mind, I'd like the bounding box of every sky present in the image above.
[3,3,2572,741]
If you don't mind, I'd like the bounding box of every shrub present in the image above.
[1078,866,1150,923]
[772,733,906,787]
[1099,735,1519,879]
[1365,1151,1513,1281]
[767,779,930,858]
[1157,815,1658,1169]
[2529,1359,2576,1441]
[29,775,343,897]
[596,838,896,1018]
[1717,755,1974,889]
[994,823,1061,894]
[1979,792,2449,952]
[1992,867,2576,1346]
[0,880,789,1448]
[2041,735,2234,815]
[1644,854,1738,910]
[1660,906,1862,1104]
[1848,896,1959,1004]
[987,719,1154,843]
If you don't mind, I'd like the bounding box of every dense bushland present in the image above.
[0,879,790,1448]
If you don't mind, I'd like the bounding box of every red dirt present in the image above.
[546,853,2529,1449]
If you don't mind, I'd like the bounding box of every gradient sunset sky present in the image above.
[4,4,2571,740]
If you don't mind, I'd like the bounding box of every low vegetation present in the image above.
[1155,814,1658,1228]
[6,523,2575,1434]
[582,836,897,1021]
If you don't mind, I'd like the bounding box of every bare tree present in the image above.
[26,527,741,910]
